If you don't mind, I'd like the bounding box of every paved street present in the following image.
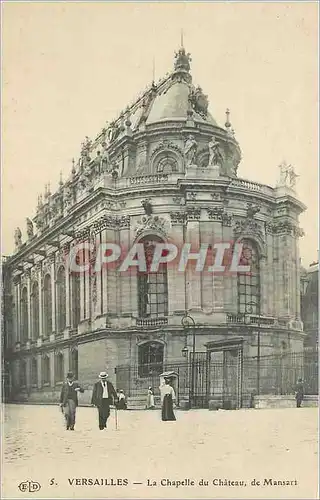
[2,404,318,499]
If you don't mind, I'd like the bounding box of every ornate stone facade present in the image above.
[3,46,307,406]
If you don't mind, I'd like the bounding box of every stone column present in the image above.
[119,218,131,315]
[199,219,213,311]
[50,257,56,333]
[37,353,42,389]
[168,215,186,314]
[65,246,71,328]
[27,273,32,340]
[185,208,201,312]
[37,265,43,338]
[50,351,55,387]
[16,282,21,342]
[101,229,108,315]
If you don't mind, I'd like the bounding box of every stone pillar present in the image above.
[212,221,224,312]
[106,228,117,316]
[266,231,275,316]
[65,249,71,328]
[50,257,56,333]
[101,229,108,315]
[38,265,43,338]
[37,353,42,389]
[199,220,213,311]
[119,220,131,315]
[185,208,201,312]
[16,282,21,342]
[168,217,186,314]
[27,273,32,340]
[26,357,31,389]
[50,351,55,387]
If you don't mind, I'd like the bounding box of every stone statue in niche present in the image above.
[14,227,22,248]
[208,136,223,167]
[26,218,34,239]
[184,135,197,167]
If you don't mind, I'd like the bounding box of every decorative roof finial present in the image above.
[59,171,63,188]
[225,108,231,129]
[180,28,184,48]
[71,158,76,176]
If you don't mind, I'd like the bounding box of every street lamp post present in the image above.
[181,313,196,407]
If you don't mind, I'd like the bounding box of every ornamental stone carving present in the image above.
[233,218,265,242]
[170,211,186,225]
[14,228,22,249]
[208,136,223,167]
[135,215,168,237]
[186,207,201,221]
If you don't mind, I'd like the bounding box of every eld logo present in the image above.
[18,481,41,493]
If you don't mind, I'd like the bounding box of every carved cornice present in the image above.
[266,221,304,237]
[91,214,130,234]
[233,218,265,242]
[135,215,167,237]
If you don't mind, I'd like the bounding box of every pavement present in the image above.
[2,404,318,499]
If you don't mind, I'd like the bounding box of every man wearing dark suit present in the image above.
[91,372,118,430]
[60,371,84,430]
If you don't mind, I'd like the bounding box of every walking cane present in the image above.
[114,406,118,430]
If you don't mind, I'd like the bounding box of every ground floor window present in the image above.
[42,356,50,385]
[31,358,38,386]
[55,352,64,382]
[138,342,164,377]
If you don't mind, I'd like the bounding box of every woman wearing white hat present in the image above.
[91,372,118,430]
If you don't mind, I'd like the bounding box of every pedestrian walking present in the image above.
[146,387,155,409]
[295,377,304,408]
[91,372,118,430]
[160,377,176,421]
[59,371,84,430]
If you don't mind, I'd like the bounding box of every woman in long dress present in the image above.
[146,387,155,409]
[160,378,176,421]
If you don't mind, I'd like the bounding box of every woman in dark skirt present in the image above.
[160,378,176,421]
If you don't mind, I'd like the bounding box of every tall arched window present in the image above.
[42,355,50,385]
[71,274,80,328]
[55,352,64,382]
[138,237,168,318]
[31,282,39,339]
[43,275,52,337]
[31,358,38,386]
[20,287,29,343]
[56,267,66,333]
[237,239,260,314]
[138,341,164,377]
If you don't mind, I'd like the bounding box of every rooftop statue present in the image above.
[188,86,208,118]
[184,135,198,167]
[26,218,34,239]
[14,227,22,248]
[279,162,299,189]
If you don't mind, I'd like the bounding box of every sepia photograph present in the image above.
[1,1,318,499]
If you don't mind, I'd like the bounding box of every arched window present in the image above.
[42,355,50,385]
[20,287,29,343]
[56,267,66,333]
[55,352,64,382]
[70,348,78,379]
[43,275,52,337]
[138,237,168,318]
[237,239,260,314]
[31,282,39,339]
[138,341,164,377]
[71,273,80,328]
[31,358,38,386]
[19,359,27,387]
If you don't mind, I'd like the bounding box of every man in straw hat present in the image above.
[59,371,84,430]
[91,372,118,430]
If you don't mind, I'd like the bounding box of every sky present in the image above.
[2,2,318,266]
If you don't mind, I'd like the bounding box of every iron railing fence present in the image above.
[115,347,318,408]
